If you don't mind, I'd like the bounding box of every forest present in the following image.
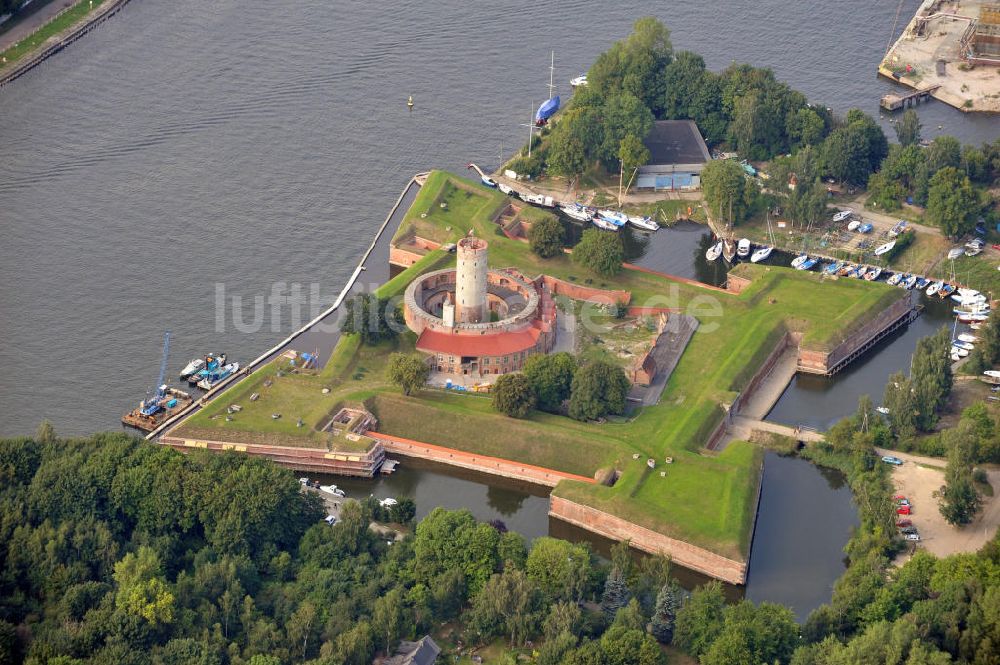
[1,431,1000,664]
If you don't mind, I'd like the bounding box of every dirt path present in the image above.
[877,448,1000,559]
[0,0,73,52]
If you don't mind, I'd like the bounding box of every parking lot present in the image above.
[880,449,1000,559]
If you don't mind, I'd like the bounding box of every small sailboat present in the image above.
[722,237,737,263]
[791,254,810,270]
[847,220,861,232]
[939,284,956,299]
[914,277,929,290]
[737,238,752,258]
[832,210,852,223]
[887,273,903,286]
[801,257,818,270]
[865,267,883,281]
[706,241,723,261]
[838,264,856,277]
[888,220,908,238]
[947,247,965,260]
[876,406,890,415]
[751,245,773,264]
[926,281,942,296]
[179,358,206,379]
[903,275,918,290]
[958,333,980,344]
[874,240,896,257]
[953,340,975,351]
[825,261,843,275]
[958,312,989,324]
[560,204,593,222]
[984,370,1000,379]
[570,74,588,87]
[627,215,659,231]
[481,176,498,188]
[597,209,628,227]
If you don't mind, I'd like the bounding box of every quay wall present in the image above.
[0,0,134,89]
[158,436,386,477]
[798,295,912,374]
[549,496,747,585]
[367,431,595,488]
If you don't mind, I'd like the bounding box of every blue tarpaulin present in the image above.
[535,96,560,123]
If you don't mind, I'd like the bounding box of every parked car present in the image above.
[893,494,906,500]
[897,505,911,515]
[896,519,913,527]
[901,527,918,535]
[905,533,921,542]
[324,515,337,526]
[882,456,904,465]
[897,499,910,507]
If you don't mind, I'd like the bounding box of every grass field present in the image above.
[0,0,106,68]
[179,170,906,561]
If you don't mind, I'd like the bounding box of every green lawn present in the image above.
[179,170,905,561]
[0,0,106,68]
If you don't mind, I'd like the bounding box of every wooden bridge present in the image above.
[880,84,941,111]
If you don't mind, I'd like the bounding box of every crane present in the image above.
[140,331,171,416]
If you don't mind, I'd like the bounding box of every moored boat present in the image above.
[887,273,903,286]
[560,204,593,222]
[197,362,240,391]
[801,257,818,270]
[791,254,810,270]
[498,183,515,195]
[320,484,346,497]
[958,333,980,344]
[953,340,975,351]
[832,210,852,222]
[926,281,942,296]
[481,176,497,188]
[888,220,908,238]
[865,266,882,281]
[179,358,205,380]
[952,346,970,358]
[915,277,929,290]
[847,220,861,232]
[722,238,737,263]
[837,264,856,277]
[750,245,773,264]
[592,216,620,231]
[570,74,588,87]
[706,241,723,261]
[903,275,918,290]
[958,313,989,324]
[628,215,659,231]
[939,284,956,299]
[597,209,628,227]
[737,238,751,258]
[534,96,560,126]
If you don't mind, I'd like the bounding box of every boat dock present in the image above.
[880,85,941,111]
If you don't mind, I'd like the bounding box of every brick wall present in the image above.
[726,273,753,294]
[797,296,911,374]
[549,496,747,584]
[540,275,631,305]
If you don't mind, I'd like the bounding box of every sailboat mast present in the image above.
[548,50,556,99]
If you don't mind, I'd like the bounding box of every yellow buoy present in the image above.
[407,95,414,110]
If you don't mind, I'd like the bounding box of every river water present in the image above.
[1,0,997,618]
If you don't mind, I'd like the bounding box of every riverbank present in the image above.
[0,0,130,88]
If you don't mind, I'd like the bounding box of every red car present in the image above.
[896,519,912,527]
[894,494,906,501]
[897,505,911,515]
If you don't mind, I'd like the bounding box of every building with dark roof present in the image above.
[383,636,441,665]
[636,120,711,191]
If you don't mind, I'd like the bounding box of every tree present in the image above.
[491,373,536,418]
[895,109,922,146]
[618,133,650,192]
[700,600,799,665]
[340,293,399,345]
[523,352,577,413]
[386,353,430,396]
[926,167,980,237]
[286,600,317,660]
[909,327,953,432]
[469,568,539,647]
[547,134,589,179]
[528,215,565,259]
[939,423,982,526]
[526,537,592,602]
[674,581,726,658]
[822,110,887,185]
[588,17,673,112]
[883,371,917,440]
[601,565,631,622]
[572,228,625,277]
[649,581,681,644]
[113,546,175,626]
[926,135,962,173]
[599,625,665,665]
[413,508,499,596]
[568,360,630,421]
[701,159,757,226]
[787,107,826,148]
[372,588,409,655]
[660,51,708,119]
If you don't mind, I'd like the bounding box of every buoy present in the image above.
[407,94,414,110]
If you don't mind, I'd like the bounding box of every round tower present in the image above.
[455,232,488,324]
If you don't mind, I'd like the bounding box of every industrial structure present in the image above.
[403,232,555,378]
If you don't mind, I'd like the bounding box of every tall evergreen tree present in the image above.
[649,581,681,644]
[601,566,631,622]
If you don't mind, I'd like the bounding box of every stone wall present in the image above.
[368,432,595,488]
[549,496,747,584]
[159,436,385,476]
[798,295,911,374]
[726,272,753,294]
[540,275,631,305]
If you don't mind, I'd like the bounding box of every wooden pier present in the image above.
[880,84,941,111]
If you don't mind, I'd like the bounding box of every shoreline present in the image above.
[0,0,132,89]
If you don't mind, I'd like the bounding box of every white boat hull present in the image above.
[750,246,773,263]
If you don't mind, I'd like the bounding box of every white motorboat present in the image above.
[958,288,983,299]
[179,358,205,379]
[481,176,498,188]
[751,245,773,264]
[865,266,882,281]
[197,362,240,391]
[874,240,896,256]
[320,485,346,498]
[985,370,1000,378]
[959,313,990,324]
[706,241,723,261]
[627,215,659,231]
[958,333,980,344]
[379,497,398,508]
[524,193,556,208]
[952,347,969,358]
[953,341,974,352]
[948,247,965,260]
[926,281,942,297]
[887,273,903,286]
[847,220,861,231]
[570,74,588,87]
[791,254,810,270]
[498,183,515,195]
[832,210,852,223]
[876,407,890,415]
[737,238,751,258]
[560,204,593,222]
[592,216,620,231]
